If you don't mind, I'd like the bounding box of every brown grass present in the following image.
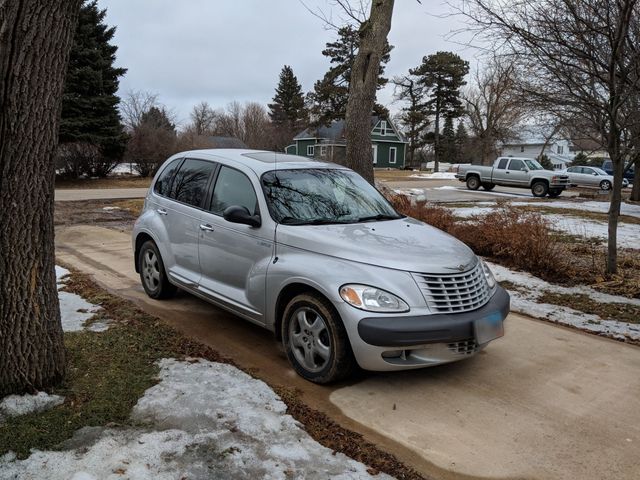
[55,176,151,189]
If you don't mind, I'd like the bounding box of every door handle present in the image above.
[505,171,510,174]
[199,224,214,232]
[157,208,168,215]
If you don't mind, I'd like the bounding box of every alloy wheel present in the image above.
[288,307,332,373]
[142,249,161,291]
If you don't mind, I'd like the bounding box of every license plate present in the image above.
[475,312,504,345]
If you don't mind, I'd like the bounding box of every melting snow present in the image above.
[487,261,640,342]
[0,359,392,480]
[409,172,457,180]
[0,392,64,423]
[56,266,105,332]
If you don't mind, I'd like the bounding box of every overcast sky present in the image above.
[99,0,477,127]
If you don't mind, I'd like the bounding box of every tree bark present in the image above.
[0,0,81,395]
[345,0,395,184]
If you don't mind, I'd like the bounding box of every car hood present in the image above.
[276,217,478,274]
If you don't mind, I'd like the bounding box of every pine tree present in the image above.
[455,121,469,163]
[268,65,307,148]
[393,74,429,168]
[441,116,456,163]
[411,52,469,171]
[309,25,392,125]
[59,0,127,176]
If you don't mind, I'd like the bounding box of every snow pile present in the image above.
[110,163,139,176]
[487,261,640,342]
[409,171,457,180]
[0,359,392,480]
[56,266,105,332]
[0,392,64,423]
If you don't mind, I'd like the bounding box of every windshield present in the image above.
[591,167,608,175]
[261,168,402,225]
[524,159,544,170]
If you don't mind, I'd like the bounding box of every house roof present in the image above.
[294,116,407,142]
[206,136,248,149]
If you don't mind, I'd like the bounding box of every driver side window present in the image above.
[209,166,259,216]
[509,159,526,171]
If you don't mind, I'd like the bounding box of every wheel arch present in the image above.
[134,232,156,273]
[274,282,335,341]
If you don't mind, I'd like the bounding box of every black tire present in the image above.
[481,183,495,191]
[531,181,549,198]
[138,240,177,299]
[282,293,356,384]
[548,189,562,198]
[600,180,612,191]
[466,176,481,190]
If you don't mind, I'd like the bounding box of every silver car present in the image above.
[563,166,629,190]
[132,150,509,383]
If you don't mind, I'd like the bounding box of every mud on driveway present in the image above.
[54,201,640,480]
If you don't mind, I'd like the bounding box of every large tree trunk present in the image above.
[0,0,80,395]
[345,0,395,184]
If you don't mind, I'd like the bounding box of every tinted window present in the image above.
[170,159,215,208]
[497,158,509,169]
[154,158,182,196]
[567,167,578,173]
[509,159,526,171]
[582,167,594,174]
[210,166,258,215]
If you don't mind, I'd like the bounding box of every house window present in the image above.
[389,147,397,164]
[380,121,387,136]
[372,145,378,164]
[557,145,563,154]
[520,146,525,153]
[320,145,327,156]
[307,145,315,156]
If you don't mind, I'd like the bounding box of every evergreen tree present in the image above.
[126,106,177,177]
[455,121,469,162]
[309,25,392,125]
[441,116,456,163]
[59,0,127,175]
[393,74,429,168]
[268,65,307,148]
[411,52,469,171]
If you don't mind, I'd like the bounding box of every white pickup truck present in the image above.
[455,157,570,198]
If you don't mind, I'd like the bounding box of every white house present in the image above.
[501,136,574,170]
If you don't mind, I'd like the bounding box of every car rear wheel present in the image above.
[481,183,495,191]
[531,181,549,198]
[138,240,177,299]
[466,176,480,190]
[600,180,612,191]
[282,293,356,384]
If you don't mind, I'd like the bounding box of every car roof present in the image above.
[175,149,347,175]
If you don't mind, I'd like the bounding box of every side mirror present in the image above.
[223,205,261,228]
[593,172,598,176]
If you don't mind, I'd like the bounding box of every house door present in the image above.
[372,145,378,165]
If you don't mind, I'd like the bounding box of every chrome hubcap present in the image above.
[142,250,160,291]
[289,307,331,373]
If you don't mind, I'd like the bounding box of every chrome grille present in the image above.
[447,339,478,355]
[412,262,491,313]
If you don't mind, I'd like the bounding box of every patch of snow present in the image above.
[432,185,458,190]
[102,206,121,212]
[0,359,392,480]
[109,163,139,176]
[511,199,640,219]
[487,261,640,342]
[56,266,105,332]
[0,392,64,422]
[409,172,457,180]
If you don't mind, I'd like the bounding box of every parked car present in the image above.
[132,150,510,383]
[455,157,570,197]
[601,159,635,184]
[562,165,628,190]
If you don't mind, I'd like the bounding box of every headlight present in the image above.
[339,284,409,313]
[480,259,497,290]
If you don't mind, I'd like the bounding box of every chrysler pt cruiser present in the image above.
[132,150,509,383]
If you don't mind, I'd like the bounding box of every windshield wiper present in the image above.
[279,217,351,225]
[356,213,403,223]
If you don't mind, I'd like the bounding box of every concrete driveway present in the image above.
[55,224,640,480]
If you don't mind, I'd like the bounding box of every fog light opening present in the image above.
[381,349,408,360]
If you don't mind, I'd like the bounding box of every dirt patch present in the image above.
[55,176,151,189]
[54,199,137,230]
[537,291,640,324]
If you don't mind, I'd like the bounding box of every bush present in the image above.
[55,142,118,179]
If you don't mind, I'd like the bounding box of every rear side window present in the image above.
[509,159,526,171]
[497,158,508,169]
[170,159,216,208]
[210,166,258,216]
[154,158,182,197]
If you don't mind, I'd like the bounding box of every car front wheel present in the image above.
[138,240,177,299]
[282,293,356,384]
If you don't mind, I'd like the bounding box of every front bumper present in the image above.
[346,287,510,371]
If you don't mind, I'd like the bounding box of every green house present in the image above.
[285,117,407,168]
